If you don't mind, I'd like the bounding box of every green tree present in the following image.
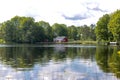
[2,16,35,42]
[18,16,35,42]
[1,20,17,42]
[1,16,45,43]
[95,14,110,41]
[79,25,93,40]
[108,10,120,41]
[38,21,53,41]
[68,25,77,40]
[52,23,68,37]
[28,22,45,42]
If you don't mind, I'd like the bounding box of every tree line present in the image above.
[95,9,120,42]
[0,16,96,43]
[0,9,120,43]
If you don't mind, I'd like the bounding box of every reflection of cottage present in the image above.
[53,36,68,42]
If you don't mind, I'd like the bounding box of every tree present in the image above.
[76,25,96,41]
[52,23,68,37]
[28,22,45,42]
[108,10,120,41]
[38,21,53,41]
[19,17,35,42]
[89,24,96,40]
[78,25,92,40]
[95,14,110,41]
[68,25,77,40]
[1,20,17,42]
[1,16,45,43]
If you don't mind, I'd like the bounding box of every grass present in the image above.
[0,39,6,43]
[0,39,97,44]
[55,40,97,44]
[78,41,97,44]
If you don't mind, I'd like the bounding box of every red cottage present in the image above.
[53,36,68,42]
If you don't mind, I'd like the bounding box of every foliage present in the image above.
[95,14,110,41]
[68,25,78,40]
[108,10,120,41]
[0,16,96,43]
[52,23,68,37]
[38,21,53,41]
[1,16,46,43]
[77,25,96,40]
[1,10,120,43]
[95,9,120,42]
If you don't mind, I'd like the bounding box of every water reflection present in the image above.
[0,44,120,80]
[0,45,95,68]
[96,45,120,79]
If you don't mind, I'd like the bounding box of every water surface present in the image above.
[0,44,120,80]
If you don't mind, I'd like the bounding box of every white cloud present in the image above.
[0,0,120,26]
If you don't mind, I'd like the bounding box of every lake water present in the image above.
[0,44,120,80]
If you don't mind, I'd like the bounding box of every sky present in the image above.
[0,0,120,26]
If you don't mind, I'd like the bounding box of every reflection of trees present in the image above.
[95,46,120,78]
[108,47,120,78]
[95,46,112,72]
[0,47,45,68]
[0,45,96,69]
[79,47,95,60]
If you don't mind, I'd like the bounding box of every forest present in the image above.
[0,9,120,43]
[0,16,96,43]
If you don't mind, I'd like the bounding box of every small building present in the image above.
[53,36,68,42]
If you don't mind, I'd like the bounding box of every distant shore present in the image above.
[0,39,97,44]
[36,41,97,44]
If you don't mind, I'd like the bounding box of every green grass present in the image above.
[0,39,6,43]
[55,40,97,44]
[69,40,97,44]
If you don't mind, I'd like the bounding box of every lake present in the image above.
[0,44,120,80]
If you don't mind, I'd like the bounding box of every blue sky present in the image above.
[0,0,120,26]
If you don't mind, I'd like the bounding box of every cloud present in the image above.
[62,14,90,21]
[24,10,40,19]
[84,2,108,12]
[0,0,120,26]
[87,6,108,12]
[61,1,108,21]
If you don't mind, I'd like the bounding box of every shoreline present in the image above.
[36,41,97,44]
